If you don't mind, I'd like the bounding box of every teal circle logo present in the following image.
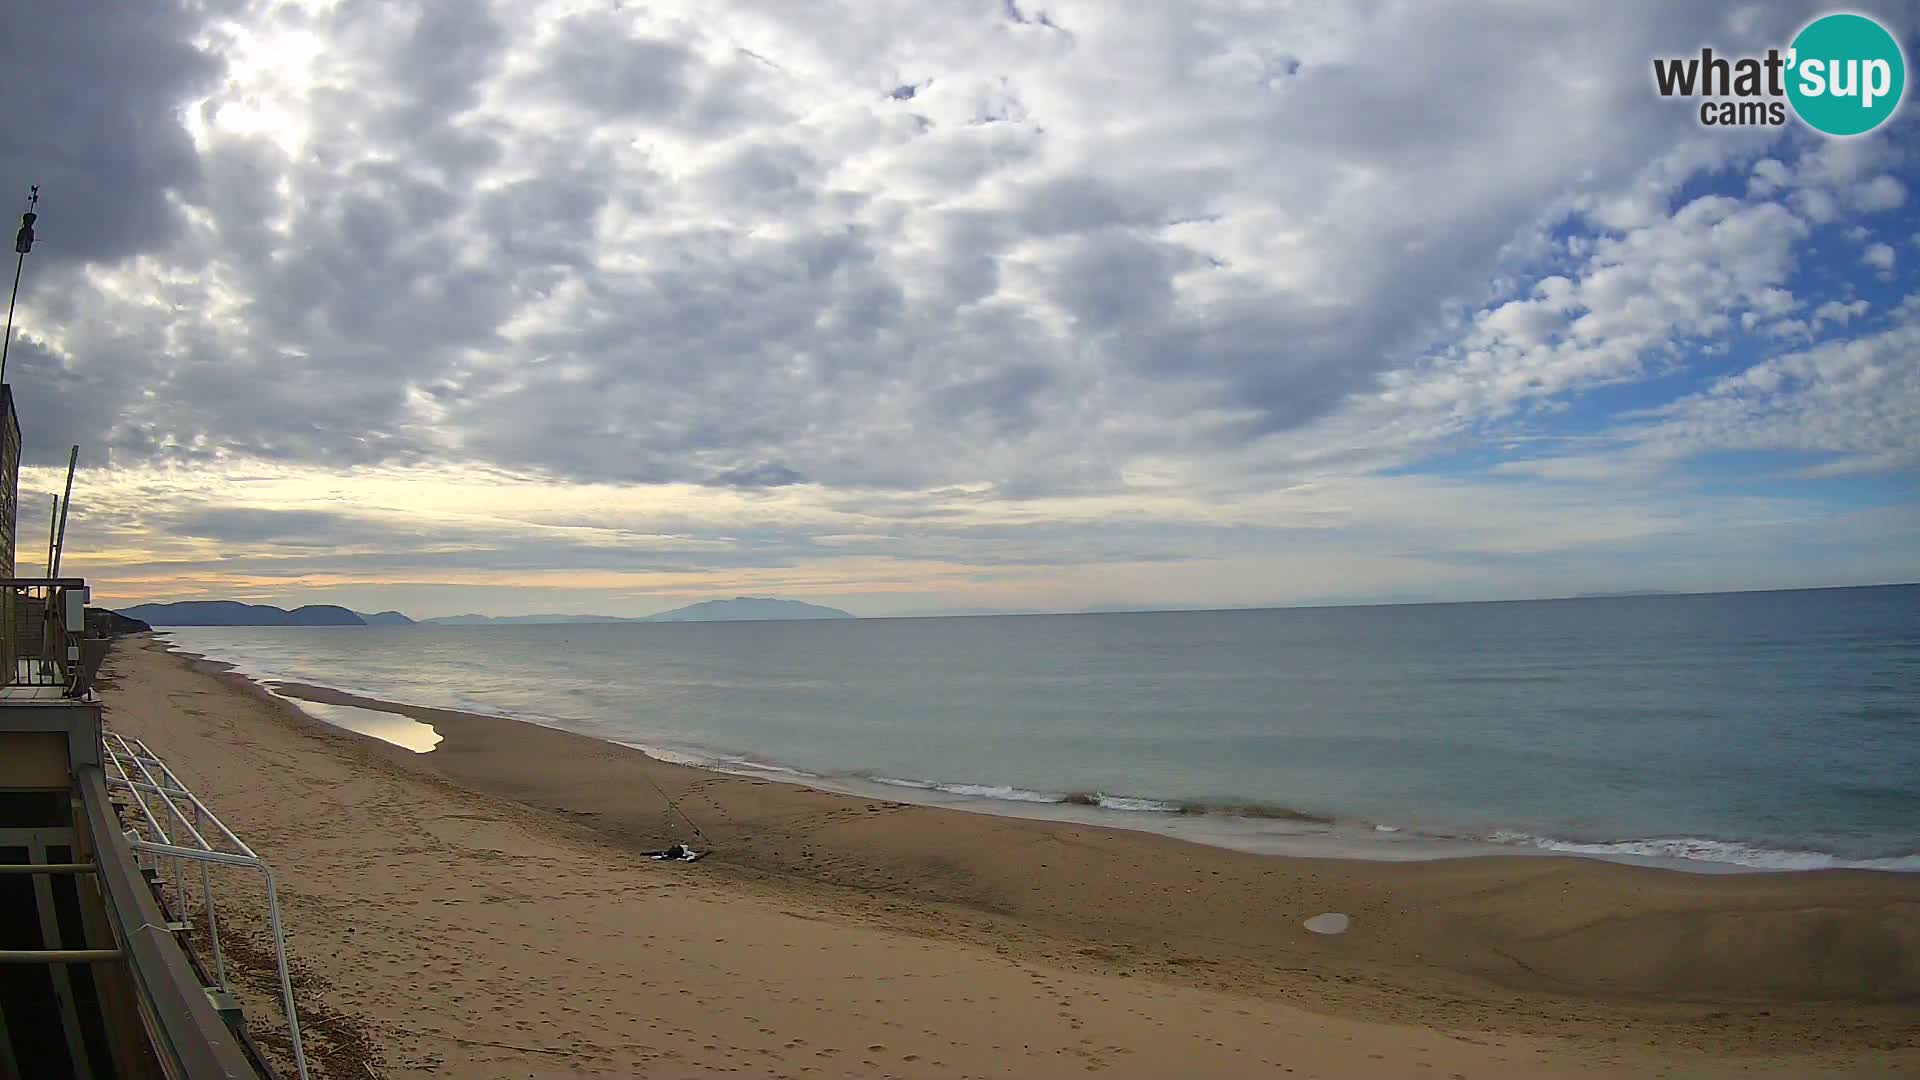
[1787,13,1906,136]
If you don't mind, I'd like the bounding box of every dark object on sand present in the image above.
[642,844,704,862]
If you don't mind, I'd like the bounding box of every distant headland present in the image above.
[112,596,854,626]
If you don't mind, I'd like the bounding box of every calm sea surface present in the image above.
[160,585,1920,871]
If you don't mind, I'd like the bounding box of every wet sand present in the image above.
[100,634,1920,1078]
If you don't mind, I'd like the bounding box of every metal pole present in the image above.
[35,495,57,680]
[1,185,40,388]
[260,863,309,1080]
[0,249,24,387]
[106,777,191,799]
[50,445,76,577]
[199,861,226,990]
[0,950,122,963]
[45,447,75,685]
[186,797,227,988]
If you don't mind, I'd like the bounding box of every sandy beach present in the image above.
[97,633,1918,1078]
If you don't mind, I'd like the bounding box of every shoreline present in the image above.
[100,633,1920,1076]
[269,682,1775,873]
[158,630,1920,875]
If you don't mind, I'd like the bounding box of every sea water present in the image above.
[159,585,1920,872]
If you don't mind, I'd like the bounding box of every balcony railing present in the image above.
[1,576,100,698]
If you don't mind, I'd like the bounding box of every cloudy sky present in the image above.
[0,0,1915,618]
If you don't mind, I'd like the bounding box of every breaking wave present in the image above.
[1485,832,1920,871]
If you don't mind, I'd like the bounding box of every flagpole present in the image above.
[50,445,76,579]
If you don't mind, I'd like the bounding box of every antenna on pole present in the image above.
[50,445,76,578]
[0,185,40,387]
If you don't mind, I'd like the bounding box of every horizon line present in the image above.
[110,580,1918,624]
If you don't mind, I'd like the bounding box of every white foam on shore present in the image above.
[613,741,820,780]
[1485,832,1920,872]
[1096,795,1184,813]
[925,782,1062,803]
[866,777,1184,813]
[624,744,713,768]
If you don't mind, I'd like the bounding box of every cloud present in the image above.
[1635,317,1920,474]
[1863,242,1897,277]
[6,0,1810,484]
[1374,193,1812,434]
[0,0,226,264]
[1488,301,1920,484]
[1812,299,1869,328]
[1852,174,1907,212]
[706,463,808,489]
[0,0,1912,615]
[58,449,1918,617]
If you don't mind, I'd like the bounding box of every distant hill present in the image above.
[647,597,854,622]
[117,601,366,626]
[417,599,853,624]
[283,605,365,625]
[86,608,152,636]
[125,597,855,627]
[418,613,644,626]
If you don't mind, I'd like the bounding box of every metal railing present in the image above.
[102,729,309,1080]
[0,576,93,696]
[75,768,261,1080]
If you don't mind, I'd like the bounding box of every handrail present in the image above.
[76,769,258,1079]
[103,731,307,1080]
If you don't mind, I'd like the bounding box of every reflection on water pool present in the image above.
[272,691,442,753]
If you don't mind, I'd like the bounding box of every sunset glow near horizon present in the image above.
[2,1,1915,619]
